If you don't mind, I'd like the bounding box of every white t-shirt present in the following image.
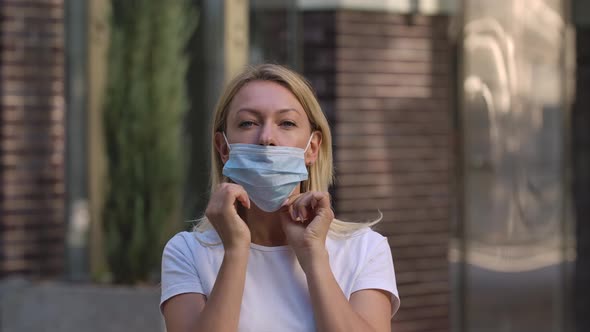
[160,228,400,331]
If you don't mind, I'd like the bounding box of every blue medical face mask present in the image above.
[222,133,313,212]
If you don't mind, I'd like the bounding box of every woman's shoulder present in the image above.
[164,229,221,253]
[326,221,392,269]
[327,220,388,248]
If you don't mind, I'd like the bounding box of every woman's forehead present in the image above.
[228,81,305,116]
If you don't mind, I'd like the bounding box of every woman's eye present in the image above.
[281,121,297,128]
[238,121,256,128]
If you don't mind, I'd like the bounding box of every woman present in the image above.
[160,64,400,332]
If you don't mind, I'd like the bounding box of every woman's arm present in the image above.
[162,183,252,332]
[162,249,249,332]
[280,192,393,332]
[304,248,392,332]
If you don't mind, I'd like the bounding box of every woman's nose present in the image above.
[258,124,275,146]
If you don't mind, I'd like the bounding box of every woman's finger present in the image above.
[232,185,251,209]
[282,193,301,209]
[220,183,250,210]
[308,192,333,228]
[311,191,330,211]
[283,193,303,220]
[283,191,331,223]
[295,194,314,222]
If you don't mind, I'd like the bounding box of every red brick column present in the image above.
[304,11,453,332]
[0,0,66,277]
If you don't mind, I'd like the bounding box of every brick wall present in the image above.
[304,11,453,332]
[0,0,65,278]
[574,27,590,332]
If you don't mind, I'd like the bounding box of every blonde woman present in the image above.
[160,64,400,332]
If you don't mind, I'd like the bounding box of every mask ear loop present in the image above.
[301,132,316,192]
[222,132,231,151]
[221,132,233,184]
[304,133,315,153]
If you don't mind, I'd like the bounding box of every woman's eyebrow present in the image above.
[236,108,261,116]
[278,108,300,115]
[236,108,301,115]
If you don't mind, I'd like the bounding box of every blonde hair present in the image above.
[193,64,379,237]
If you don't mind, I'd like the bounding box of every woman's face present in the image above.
[216,81,321,165]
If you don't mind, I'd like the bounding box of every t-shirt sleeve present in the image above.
[160,233,204,312]
[351,237,401,316]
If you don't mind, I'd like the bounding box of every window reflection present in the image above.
[460,1,569,332]
[463,0,565,271]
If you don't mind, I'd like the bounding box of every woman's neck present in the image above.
[239,205,287,246]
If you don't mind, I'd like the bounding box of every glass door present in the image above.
[458,0,572,331]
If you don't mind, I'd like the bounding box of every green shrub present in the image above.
[102,0,196,284]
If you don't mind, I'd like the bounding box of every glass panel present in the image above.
[249,0,299,67]
[460,0,568,331]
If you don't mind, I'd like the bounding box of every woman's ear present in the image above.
[305,131,322,166]
[214,132,230,164]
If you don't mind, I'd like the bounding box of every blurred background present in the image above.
[0,0,588,331]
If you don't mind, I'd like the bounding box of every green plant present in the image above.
[102,0,196,284]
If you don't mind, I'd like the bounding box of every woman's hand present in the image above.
[280,191,334,271]
[205,183,251,252]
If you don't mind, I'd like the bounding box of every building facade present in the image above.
[0,0,588,331]
[0,0,66,278]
